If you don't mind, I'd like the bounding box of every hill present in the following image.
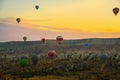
[0,38,120,55]
[0,38,120,47]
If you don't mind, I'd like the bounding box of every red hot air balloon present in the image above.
[113,7,119,16]
[56,36,63,44]
[41,38,46,44]
[48,50,56,59]
[16,18,21,23]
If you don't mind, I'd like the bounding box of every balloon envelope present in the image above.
[101,53,107,59]
[19,59,28,67]
[23,36,27,41]
[31,54,38,65]
[113,8,119,16]
[56,36,63,44]
[34,52,39,55]
[84,43,89,47]
[41,38,46,43]
[48,50,56,58]
[8,48,14,53]
[35,5,39,10]
[16,18,21,23]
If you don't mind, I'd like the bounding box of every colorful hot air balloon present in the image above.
[35,5,39,10]
[100,53,107,59]
[41,38,46,44]
[16,18,21,23]
[84,43,90,47]
[48,50,56,59]
[19,59,29,67]
[56,36,63,44]
[31,54,38,65]
[113,7,119,16]
[34,52,39,55]
[8,48,14,54]
[23,36,27,42]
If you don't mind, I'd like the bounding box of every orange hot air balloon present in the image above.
[48,50,56,59]
[113,7,119,16]
[56,36,63,44]
[41,38,46,43]
[16,18,21,23]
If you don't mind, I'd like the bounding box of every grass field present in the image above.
[0,38,120,80]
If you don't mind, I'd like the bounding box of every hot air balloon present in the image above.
[84,43,90,47]
[35,5,39,10]
[41,38,46,44]
[34,51,39,55]
[23,36,27,42]
[48,50,56,59]
[8,48,14,54]
[100,53,107,60]
[31,54,38,65]
[56,36,63,44]
[19,59,29,67]
[113,7,119,16]
[16,18,21,23]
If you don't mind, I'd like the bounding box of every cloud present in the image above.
[0,17,120,35]
[0,17,72,32]
[23,19,51,22]
[0,17,15,24]
[25,23,69,32]
[0,17,51,24]
[0,22,120,42]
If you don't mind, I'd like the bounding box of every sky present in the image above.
[0,0,120,42]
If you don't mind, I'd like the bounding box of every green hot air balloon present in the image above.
[19,59,29,67]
